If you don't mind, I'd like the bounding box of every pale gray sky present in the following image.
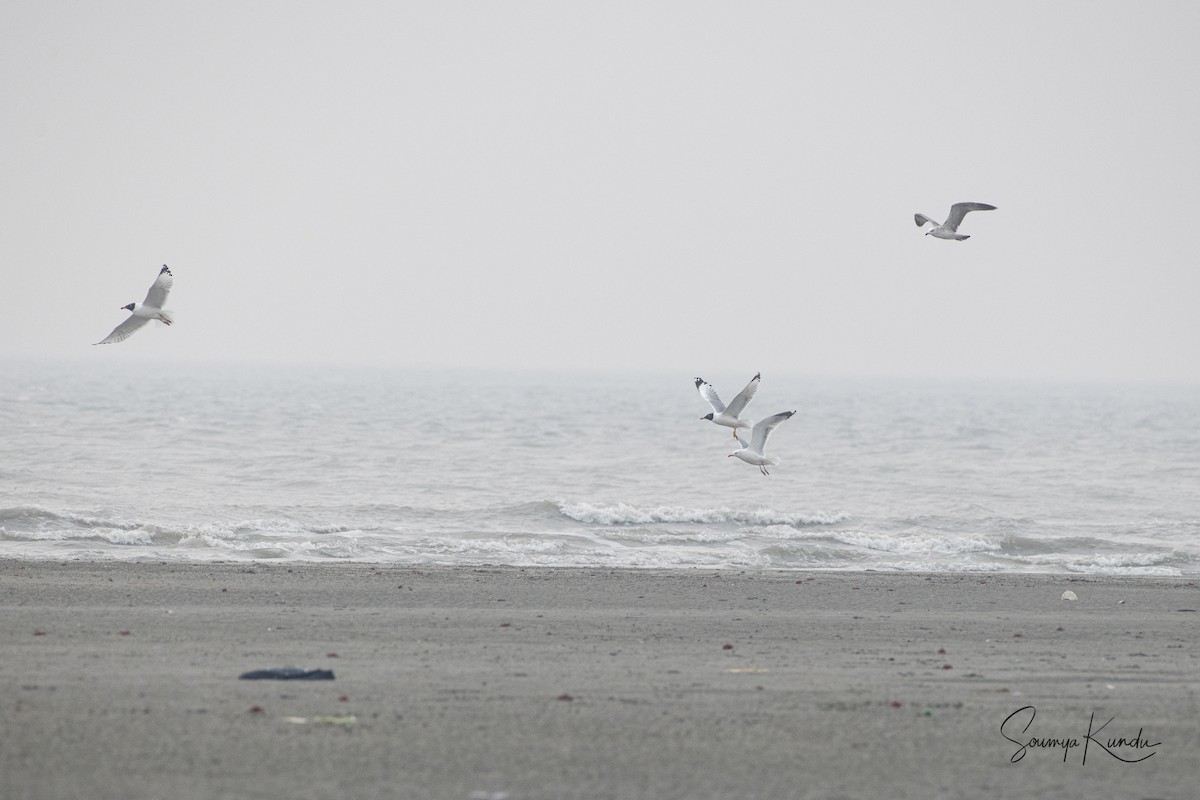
[3,1,1198,382]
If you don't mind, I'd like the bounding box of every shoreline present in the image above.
[2,561,1196,799]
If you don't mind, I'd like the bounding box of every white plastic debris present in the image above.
[1061,591,1078,601]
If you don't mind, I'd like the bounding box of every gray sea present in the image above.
[2,359,1197,574]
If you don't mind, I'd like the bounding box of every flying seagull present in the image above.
[914,202,996,240]
[729,410,796,475]
[94,265,174,345]
[695,372,760,439]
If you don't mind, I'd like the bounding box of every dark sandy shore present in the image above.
[1,562,1196,800]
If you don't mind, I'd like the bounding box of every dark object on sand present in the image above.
[238,667,335,680]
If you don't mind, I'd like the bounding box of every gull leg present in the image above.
[732,428,738,439]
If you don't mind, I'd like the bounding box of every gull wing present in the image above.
[142,265,173,309]
[914,213,938,228]
[944,203,996,232]
[724,372,761,417]
[694,377,726,414]
[735,432,750,450]
[94,314,149,345]
[749,410,796,455]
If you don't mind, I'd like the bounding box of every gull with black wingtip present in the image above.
[729,410,796,475]
[695,372,760,439]
[94,265,175,345]
[914,202,996,240]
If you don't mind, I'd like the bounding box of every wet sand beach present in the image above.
[1,562,1196,799]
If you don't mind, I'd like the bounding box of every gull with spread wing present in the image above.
[695,372,760,439]
[95,265,175,345]
[729,410,796,475]
[914,202,996,240]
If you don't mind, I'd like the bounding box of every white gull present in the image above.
[914,202,996,240]
[695,372,760,438]
[95,265,174,345]
[729,410,796,475]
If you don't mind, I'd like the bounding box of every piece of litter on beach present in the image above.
[1105,684,1116,690]
[283,716,308,724]
[1061,591,1078,601]
[312,714,356,725]
[238,668,335,680]
[724,668,769,673]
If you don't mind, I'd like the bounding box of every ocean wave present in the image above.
[0,505,144,531]
[832,530,1002,555]
[0,527,161,546]
[1019,550,1185,576]
[556,501,848,527]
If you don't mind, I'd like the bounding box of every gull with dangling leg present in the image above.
[695,372,760,439]
[94,265,175,345]
[728,410,795,475]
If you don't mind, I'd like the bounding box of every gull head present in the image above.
[701,413,714,421]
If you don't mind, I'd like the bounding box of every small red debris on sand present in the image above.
[221,588,227,592]
[326,652,339,658]
[249,706,264,714]
[997,688,1010,693]
[890,701,902,709]
[722,644,734,651]
[942,664,953,670]
[1013,633,1023,638]
[499,623,511,628]
[118,631,131,636]
[32,631,46,636]
[556,694,574,702]
[339,695,348,702]
[937,647,945,654]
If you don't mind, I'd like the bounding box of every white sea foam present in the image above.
[0,526,158,546]
[1019,550,1185,576]
[557,502,848,527]
[832,531,1002,555]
